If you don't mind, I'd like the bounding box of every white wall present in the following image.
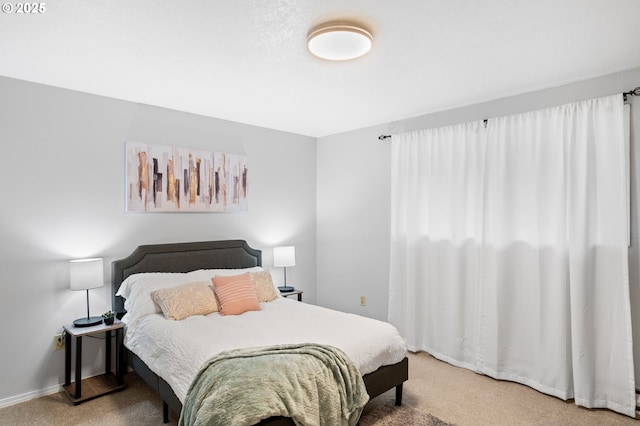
[317,67,640,382]
[316,124,392,321]
[3,66,640,405]
[0,76,317,404]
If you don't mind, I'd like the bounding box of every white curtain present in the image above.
[389,94,636,416]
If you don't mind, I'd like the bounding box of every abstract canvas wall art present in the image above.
[125,141,248,212]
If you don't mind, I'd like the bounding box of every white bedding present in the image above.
[123,297,407,403]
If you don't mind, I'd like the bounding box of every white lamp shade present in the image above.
[273,246,296,267]
[69,258,104,290]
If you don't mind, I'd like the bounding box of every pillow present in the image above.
[250,270,279,302]
[115,267,263,322]
[116,272,196,322]
[189,267,263,281]
[116,272,189,301]
[211,272,260,316]
[151,281,219,320]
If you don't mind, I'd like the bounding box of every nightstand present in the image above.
[62,320,126,404]
[281,289,303,301]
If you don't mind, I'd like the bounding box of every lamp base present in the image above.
[278,286,295,293]
[73,316,103,328]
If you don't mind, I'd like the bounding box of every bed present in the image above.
[111,240,408,424]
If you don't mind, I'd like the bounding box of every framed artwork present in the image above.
[125,141,248,212]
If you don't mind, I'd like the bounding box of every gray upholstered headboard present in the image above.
[111,240,262,315]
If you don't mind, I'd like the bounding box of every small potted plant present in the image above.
[102,310,116,325]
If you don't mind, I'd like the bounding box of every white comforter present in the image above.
[124,298,407,403]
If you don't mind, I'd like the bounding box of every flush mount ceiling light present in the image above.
[307,22,373,61]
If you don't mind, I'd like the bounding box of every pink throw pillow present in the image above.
[211,272,260,316]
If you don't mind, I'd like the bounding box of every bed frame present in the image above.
[111,240,408,424]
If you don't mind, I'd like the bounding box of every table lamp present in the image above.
[70,258,104,327]
[273,246,295,292]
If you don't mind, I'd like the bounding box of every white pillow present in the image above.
[116,272,194,322]
[188,267,263,280]
[116,272,183,300]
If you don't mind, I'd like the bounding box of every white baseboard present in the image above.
[0,384,62,409]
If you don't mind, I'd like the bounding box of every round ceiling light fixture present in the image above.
[307,22,373,61]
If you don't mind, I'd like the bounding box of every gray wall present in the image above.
[317,67,640,382]
[0,76,317,404]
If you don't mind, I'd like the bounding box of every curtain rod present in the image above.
[378,119,489,140]
[623,87,640,101]
[379,87,640,141]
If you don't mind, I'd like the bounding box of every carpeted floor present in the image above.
[2,351,638,425]
[0,373,168,425]
[0,370,449,426]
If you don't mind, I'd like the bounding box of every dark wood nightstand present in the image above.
[280,289,303,301]
[62,320,126,404]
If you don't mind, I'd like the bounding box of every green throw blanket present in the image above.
[179,343,369,426]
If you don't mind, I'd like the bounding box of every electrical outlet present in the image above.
[53,333,65,350]
[360,295,366,307]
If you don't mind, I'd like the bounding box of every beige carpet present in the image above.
[0,370,449,426]
[1,351,638,425]
[402,352,639,426]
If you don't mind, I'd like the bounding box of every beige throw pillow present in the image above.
[250,270,279,302]
[151,281,219,320]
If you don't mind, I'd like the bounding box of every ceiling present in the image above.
[2,0,640,138]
